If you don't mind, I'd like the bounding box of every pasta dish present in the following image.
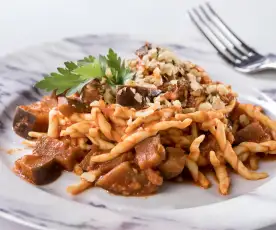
[12,44,276,196]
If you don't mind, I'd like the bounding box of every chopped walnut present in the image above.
[172,100,182,107]
[134,93,143,103]
[126,44,237,111]
[217,84,229,95]
[160,63,178,76]
[206,85,217,94]
[170,80,178,85]
[130,88,136,94]
[211,96,225,110]
[190,89,202,97]
[239,114,250,127]
[198,102,213,111]
[187,73,203,91]
[157,50,179,63]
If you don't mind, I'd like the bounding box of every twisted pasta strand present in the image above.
[90,119,192,163]
[175,111,224,123]
[189,134,205,162]
[233,141,276,155]
[209,151,230,195]
[210,119,268,180]
[239,103,276,131]
[185,156,210,188]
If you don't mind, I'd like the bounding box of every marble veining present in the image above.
[0,34,275,230]
[1,208,99,230]
[88,202,107,209]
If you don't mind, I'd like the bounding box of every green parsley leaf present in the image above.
[102,49,134,85]
[35,72,84,95]
[35,50,134,97]
[99,55,107,72]
[73,60,104,79]
[120,65,134,82]
[106,48,122,70]
[64,61,78,71]
[77,55,95,66]
[65,79,92,96]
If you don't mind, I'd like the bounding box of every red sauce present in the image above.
[13,165,35,185]
[6,148,24,154]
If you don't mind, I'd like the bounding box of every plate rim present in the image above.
[0,34,276,230]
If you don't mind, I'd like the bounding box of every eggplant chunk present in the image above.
[135,135,165,170]
[116,86,161,109]
[96,162,158,196]
[14,136,85,185]
[135,43,152,58]
[13,107,37,139]
[34,136,85,171]
[15,155,61,185]
[234,122,271,144]
[80,79,102,104]
[159,147,186,179]
[57,96,91,117]
[80,150,133,173]
[13,97,57,139]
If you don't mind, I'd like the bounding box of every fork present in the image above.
[188,3,276,73]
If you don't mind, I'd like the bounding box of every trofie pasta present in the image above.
[12,44,276,196]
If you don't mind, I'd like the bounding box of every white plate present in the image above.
[0,34,276,230]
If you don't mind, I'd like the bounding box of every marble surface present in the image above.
[0,35,276,230]
[0,0,276,229]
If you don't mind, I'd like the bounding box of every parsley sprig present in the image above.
[35,49,134,96]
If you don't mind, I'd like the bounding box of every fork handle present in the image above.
[236,54,276,73]
[262,53,276,69]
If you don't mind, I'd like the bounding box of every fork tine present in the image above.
[206,2,259,55]
[199,5,247,58]
[193,8,242,61]
[188,9,238,66]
